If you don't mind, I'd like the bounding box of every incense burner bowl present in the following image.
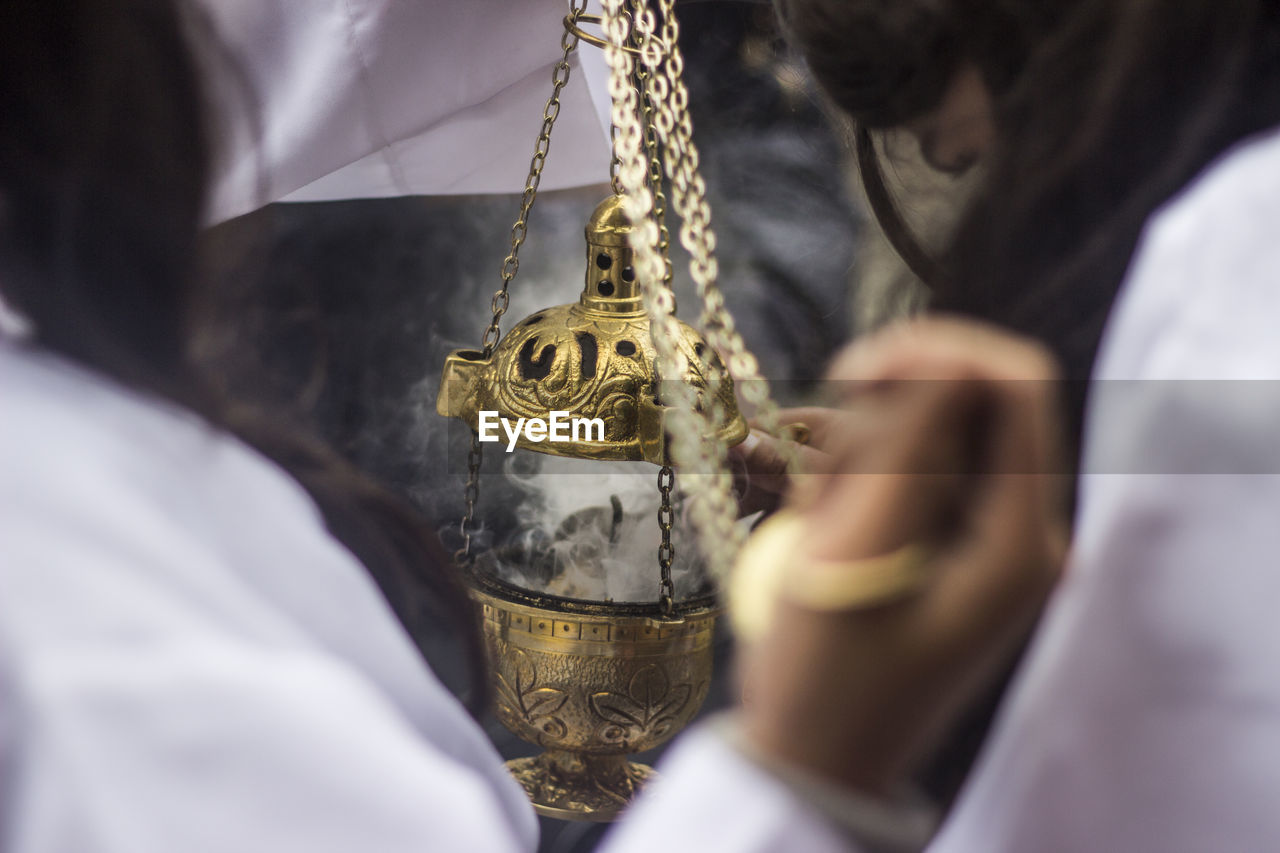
[471,573,718,822]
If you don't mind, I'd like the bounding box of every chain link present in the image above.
[479,0,589,356]
[640,3,732,509]
[609,124,625,195]
[459,0,588,560]
[657,465,676,615]
[639,68,673,284]
[455,432,485,563]
[637,2,745,577]
[599,0,744,589]
[648,0,787,445]
[599,0,800,592]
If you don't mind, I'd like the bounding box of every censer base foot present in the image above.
[506,751,656,822]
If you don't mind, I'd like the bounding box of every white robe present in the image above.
[930,127,1280,852]
[199,0,616,222]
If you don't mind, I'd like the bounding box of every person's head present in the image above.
[773,0,1076,285]
[0,0,486,707]
[780,0,1280,430]
[772,0,1068,173]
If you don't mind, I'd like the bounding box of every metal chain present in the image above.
[641,3,727,435]
[603,0,704,595]
[639,70,673,284]
[455,432,485,562]
[635,24,676,593]
[458,0,587,563]
[479,0,589,356]
[599,0,743,587]
[646,0,793,458]
[637,3,745,578]
[657,465,676,615]
[609,124,625,195]
[606,5,636,197]
[637,10,732,510]
[599,0,803,590]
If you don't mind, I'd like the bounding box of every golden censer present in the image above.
[471,574,718,821]
[437,0,792,822]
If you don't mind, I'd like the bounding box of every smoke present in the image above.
[201,14,860,613]
[465,451,738,603]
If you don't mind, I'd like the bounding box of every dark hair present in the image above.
[773,0,1074,298]
[0,0,486,709]
[943,0,1280,382]
[779,0,1280,443]
[772,0,1056,129]
[776,0,1280,802]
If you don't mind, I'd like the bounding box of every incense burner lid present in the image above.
[436,195,747,463]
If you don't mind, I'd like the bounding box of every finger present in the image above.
[766,407,849,450]
[829,313,1067,546]
[730,428,832,497]
[966,373,1067,572]
[810,317,1066,605]
[922,377,1066,647]
[798,379,988,559]
[783,401,893,511]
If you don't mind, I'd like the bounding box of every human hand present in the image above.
[729,407,841,517]
[735,318,1068,796]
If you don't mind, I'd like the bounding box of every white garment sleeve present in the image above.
[0,499,534,852]
[930,128,1280,853]
[0,347,538,853]
[197,0,613,223]
[2,629,530,853]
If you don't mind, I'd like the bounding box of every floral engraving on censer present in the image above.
[590,665,698,750]
[494,648,570,744]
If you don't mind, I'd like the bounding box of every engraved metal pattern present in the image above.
[505,753,655,823]
[437,195,747,464]
[494,648,571,743]
[475,586,717,821]
[590,664,691,750]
